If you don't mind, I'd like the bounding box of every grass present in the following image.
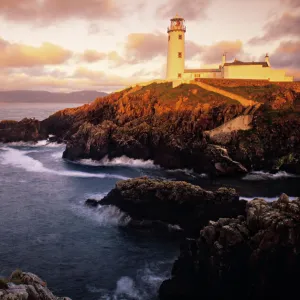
[129,82,240,107]
[215,85,281,103]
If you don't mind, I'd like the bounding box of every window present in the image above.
[178,52,182,58]
[178,73,182,78]
[179,34,182,40]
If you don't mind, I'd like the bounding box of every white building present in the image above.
[166,14,293,82]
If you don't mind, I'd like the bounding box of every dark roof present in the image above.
[224,60,269,67]
[184,68,221,73]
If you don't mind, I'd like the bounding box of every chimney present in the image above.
[222,53,226,66]
[265,53,270,66]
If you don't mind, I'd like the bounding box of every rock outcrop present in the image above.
[86,177,247,237]
[227,109,300,171]
[159,194,300,300]
[1,82,299,176]
[0,118,47,143]
[0,269,71,300]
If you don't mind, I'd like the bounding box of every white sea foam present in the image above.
[95,260,174,300]
[243,171,298,181]
[3,140,62,148]
[0,147,128,180]
[51,151,63,160]
[71,204,131,227]
[240,196,298,202]
[77,155,159,169]
[167,168,208,178]
[113,277,141,299]
[84,192,108,201]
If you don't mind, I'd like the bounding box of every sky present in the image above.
[0,0,299,92]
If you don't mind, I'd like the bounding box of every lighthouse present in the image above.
[166,14,186,80]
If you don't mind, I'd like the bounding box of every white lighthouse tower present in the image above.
[166,14,186,80]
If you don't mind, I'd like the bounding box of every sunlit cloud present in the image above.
[81,50,107,63]
[200,40,244,64]
[271,40,300,68]
[0,0,123,24]
[124,33,166,62]
[249,13,300,44]
[156,0,211,20]
[281,0,300,8]
[0,37,72,67]
[0,67,142,92]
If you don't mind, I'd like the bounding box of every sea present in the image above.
[0,101,299,300]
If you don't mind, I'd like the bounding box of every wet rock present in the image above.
[85,199,99,207]
[0,118,47,143]
[159,194,300,300]
[87,177,246,237]
[0,270,71,300]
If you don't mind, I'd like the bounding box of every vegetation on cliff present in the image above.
[1,81,300,175]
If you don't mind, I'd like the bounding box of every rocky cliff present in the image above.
[159,194,300,300]
[85,177,247,237]
[0,269,71,300]
[1,81,300,175]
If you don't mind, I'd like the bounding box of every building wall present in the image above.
[224,65,269,80]
[223,65,293,82]
[183,72,222,80]
[166,30,185,80]
[268,69,293,82]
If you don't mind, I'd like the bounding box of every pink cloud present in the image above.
[0,37,72,67]
[0,0,123,23]
[249,13,300,44]
[156,0,211,20]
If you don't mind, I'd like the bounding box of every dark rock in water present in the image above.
[159,194,300,300]
[85,198,99,207]
[88,177,246,237]
[0,269,71,299]
[0,118,47,143]
[278,153,300,175]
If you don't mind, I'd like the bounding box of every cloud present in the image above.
[124,33,166,62]
[249,13,300,45]
[80,49,125,66]
[0,37,72,68]
[156,0,211,20]
[123,32,203,62]
[0,0,123,24]
[186,40,243,65]
[0,66,142,92]
[265,40,300,80]
[270,40,300,70]
[81,50,107,63]
[281,0,300,8]
[185,41,204,59]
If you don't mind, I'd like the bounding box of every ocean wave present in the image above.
[51,151,63,160]
[2,140,62,148]
[71,204,131,227]
[240,196,298,202]
[91,260,173,300]
[0,147,129,180]
[77,155,159,169]
[84,192,108,201]
[167,168,207,178]
[242,171,298,181]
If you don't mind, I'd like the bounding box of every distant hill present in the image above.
[0,90,108,103]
